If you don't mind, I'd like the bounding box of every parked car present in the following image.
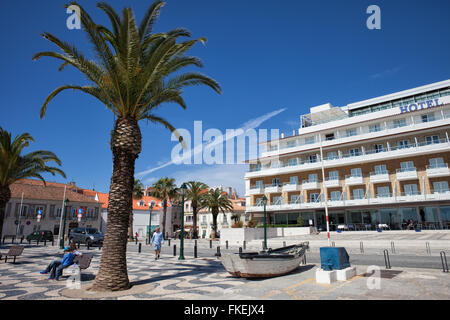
[69,227,104,246]
[26,230,53,242]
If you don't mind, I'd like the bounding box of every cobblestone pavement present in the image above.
[0,244,449,300]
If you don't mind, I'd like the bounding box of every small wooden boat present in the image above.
[216,242,309,278]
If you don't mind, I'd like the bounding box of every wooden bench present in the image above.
[0,245,24,263]
[64,253,94,277]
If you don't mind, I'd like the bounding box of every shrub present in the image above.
[232,221,244,228]
[297,216,305,226]
[246,219,258,228]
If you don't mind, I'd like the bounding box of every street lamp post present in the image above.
[147,203,154,245]
[59,198,69,249]
[262,195,268,251]
[179,183,187,260]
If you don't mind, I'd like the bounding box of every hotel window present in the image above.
[330,191,341,201]
[308,155,317,163]
[433,181,449,193]
[288,158,297,166]
[273,196,284,205]
[305,137,315,144]
[21,205,28,217]
[349,148,360,157]
[350,168,362,177]
[374,164,387,175]
[374,144,384,153]
[325,133,335,141]
[422,113,435,123]
[346,128,357,137]
[404,184,418,196]
[287,140,296,148]
[353,189,364,199]
[56,208,62,218]
[425,135,440,145]
[393,119,407,128]
[290,195,300,203]
[255,180,263,188]
[272,178,280,186]
[308,173,318,182]
[328,171,339,180]
[369,124,381,132]
[377,186,390,198]
[398,140,411,149]
[289,176,298,185]
[49,205,55,217]
[400,161,415,172]
[429,157,444,168]
[310,193,320,202]
[327,151,338,160]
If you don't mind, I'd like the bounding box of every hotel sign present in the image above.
[399,98,442,114]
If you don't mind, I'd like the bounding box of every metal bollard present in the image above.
[37,240,40,246]
[217,246,221,256]
[210,240,212,248]
[390,241,396,254]
[194,243,198,258]
[383,249,391,269]
[173,244,176,256]
[168,239,171,246]
[226,241,228,250]
[28,239,31,245]
[239,247,242,254]
[52,239,54,246]
[12,236,15,244]
[138,243,142,253]
[87,242,90,250]
[360,241,364,254]
[440,251,449,273]
[243,241,246,250]
[426,242,431,255]
[44,240,46,246]
[20,237,24,244]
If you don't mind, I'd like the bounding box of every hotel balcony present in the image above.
[324,178,341,188]
[264,184,281,193]
[369,171,390,183]
[282,183,300,192]
[247,186,264,195]
[246,138,450,179]
[302,180,320,190]
[245,192,450,212]
[345,175,364,186]
[396,168,418,181]
[426,163,450,178]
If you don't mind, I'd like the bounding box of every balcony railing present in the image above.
[426,163,450,177]
[248,137,450,175]
[369,171,390,183]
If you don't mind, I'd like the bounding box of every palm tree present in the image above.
[0,127,65,240]
[201,188,233,239]
[151,177,178,238]
[184,181,208,239]
[231,213,240,224]
[33,1,221,291]
[128,179,144,240]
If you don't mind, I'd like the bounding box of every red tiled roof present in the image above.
[10,182,99,204]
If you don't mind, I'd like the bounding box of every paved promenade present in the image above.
[0,243,449,300]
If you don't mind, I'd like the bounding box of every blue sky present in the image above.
[1,0,450,196]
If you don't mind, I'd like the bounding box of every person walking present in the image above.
[151,227,164,260]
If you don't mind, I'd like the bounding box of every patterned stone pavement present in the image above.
[0,243,449,300]
[0,244,247,300]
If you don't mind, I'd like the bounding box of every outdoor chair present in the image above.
[0,245,24,263]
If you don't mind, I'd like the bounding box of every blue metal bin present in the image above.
[320,247,350,271]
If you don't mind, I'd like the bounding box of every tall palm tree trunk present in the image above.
[211,209,218,239]
[192,201,198,239]
[91,117,141,292]
[0,186,11,241]
[128,213,134,241]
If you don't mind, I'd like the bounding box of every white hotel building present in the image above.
[245,79,450,231]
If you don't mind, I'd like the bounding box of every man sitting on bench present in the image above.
[39,243,81,280]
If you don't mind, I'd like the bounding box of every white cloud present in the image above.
[135,107,286,179]
[171,164,248,197]
[370,66,402,79]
